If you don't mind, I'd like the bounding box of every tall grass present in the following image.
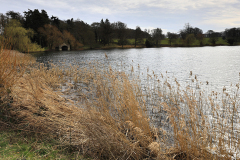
[1,46,239,159]
[57,59,240,159]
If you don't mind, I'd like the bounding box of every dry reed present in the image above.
[0,47,239,159]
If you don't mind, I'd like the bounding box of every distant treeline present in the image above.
[0,9,240,52]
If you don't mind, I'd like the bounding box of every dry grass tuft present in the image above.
[0,49,156,159]
[0,49,85,147]
[0,49,34,95]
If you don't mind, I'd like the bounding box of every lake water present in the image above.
[34,46,240,94]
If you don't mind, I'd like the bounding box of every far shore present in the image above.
[40,43,237,53]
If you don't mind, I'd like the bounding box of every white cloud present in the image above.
[100,0,239,12]
[20,0,240,17]
[1,0,240,32]
[24,0,82,12]
[202,5,240,29]
[82,6,112,15]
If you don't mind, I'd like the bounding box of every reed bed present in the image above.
[0,48,239,159]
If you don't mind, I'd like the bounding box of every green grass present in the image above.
[164,37,229,46]
[94,37,230,49]
[160,39,169,45]
[215,37,229,45]
[112,38,146,45]
[0,130,89,160]
[131,37,228,46]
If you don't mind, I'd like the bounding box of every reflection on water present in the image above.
[34,46,240,94]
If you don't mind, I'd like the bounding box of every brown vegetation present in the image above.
[0,48,239,159]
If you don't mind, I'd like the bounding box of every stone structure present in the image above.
[58,43,70,51]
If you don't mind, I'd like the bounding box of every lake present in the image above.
[34,46,240,95]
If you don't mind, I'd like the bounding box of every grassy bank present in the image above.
[0,129,90,159]
[0,48,239,159]
[83,37,229,49]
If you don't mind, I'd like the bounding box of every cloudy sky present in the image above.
[1,0,240,34]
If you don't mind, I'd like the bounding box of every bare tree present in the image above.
[207,30,219,45]
[116,21,128,48]
[224,28,240,45]
[152,28,163,47]
[134,26,144,47]
[185,34,196,46]
[167,32,178,46]
[38,24,63,50]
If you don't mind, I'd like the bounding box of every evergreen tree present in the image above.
[23,9,50,47]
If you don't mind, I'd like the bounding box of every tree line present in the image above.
[0,9,240,52]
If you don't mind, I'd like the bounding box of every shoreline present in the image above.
[41,43,236,52]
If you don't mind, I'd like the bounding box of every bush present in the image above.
[117,39,130,46]
[4,19,44,52]
[145,38,154,47]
